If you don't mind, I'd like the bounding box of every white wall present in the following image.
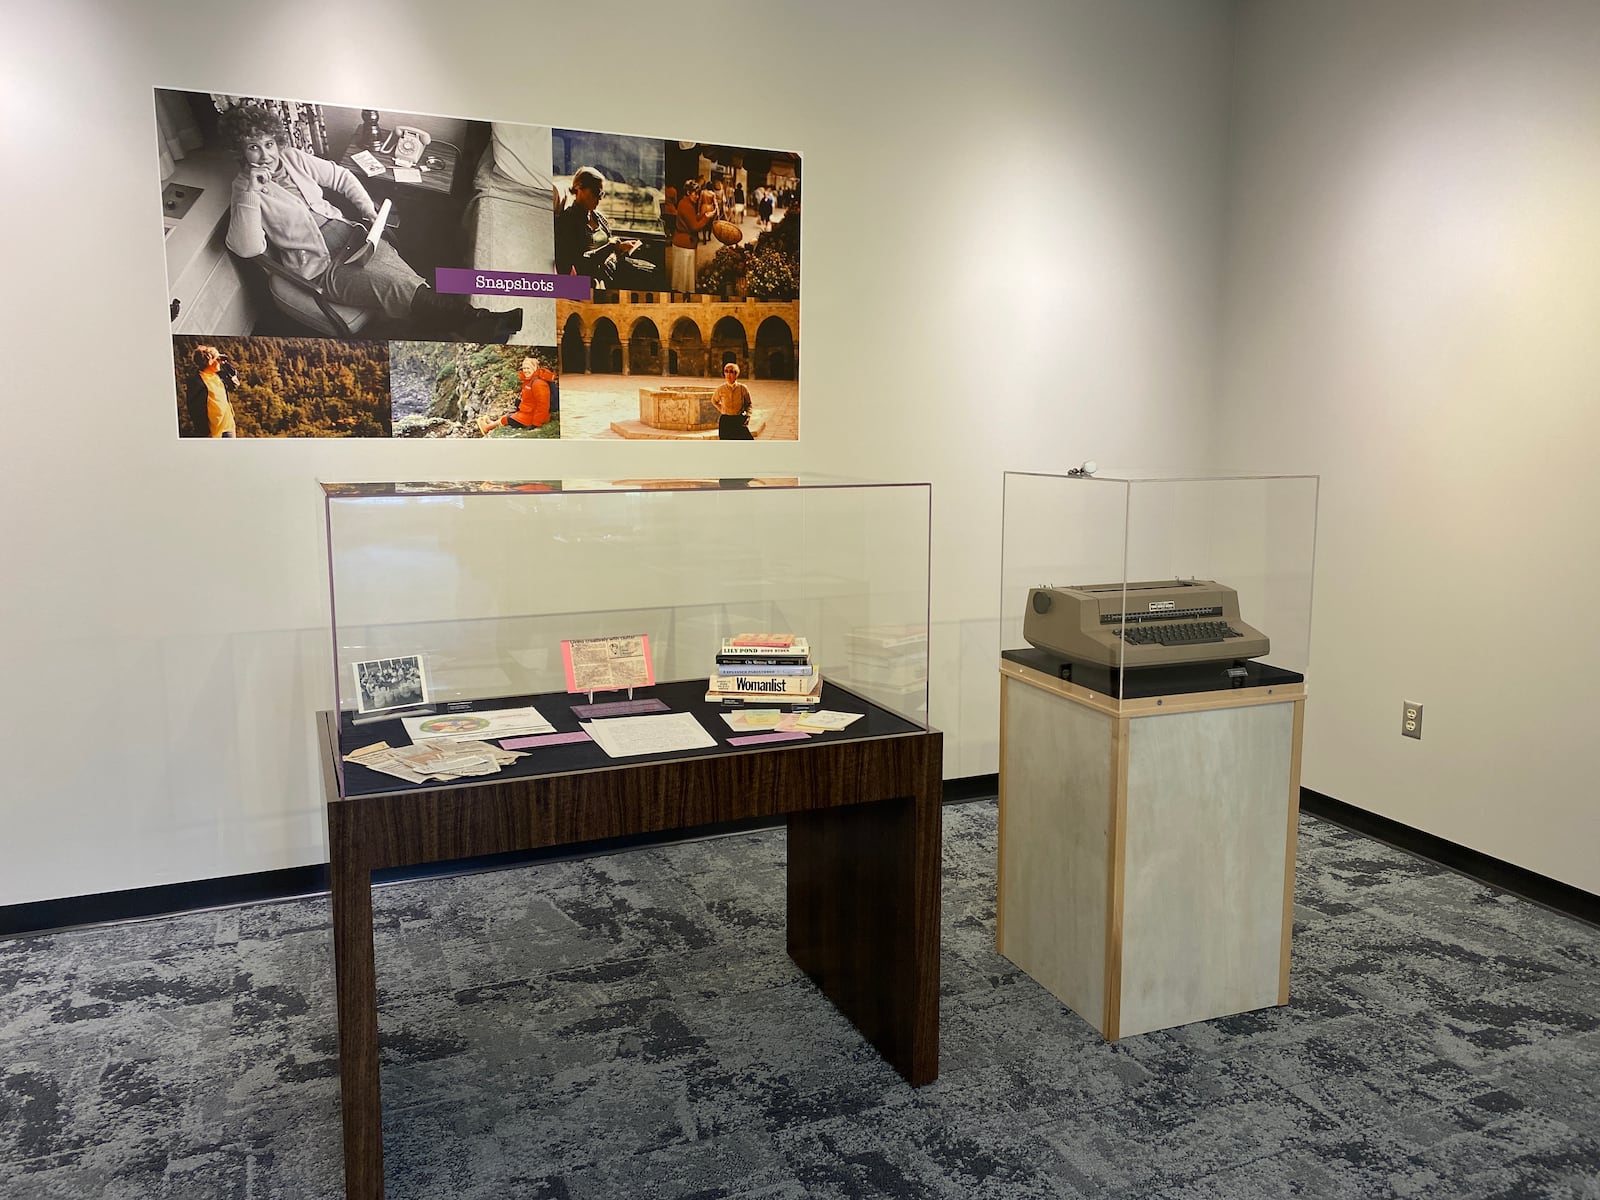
[0,0,1237,905]
[1217,0,1600,892]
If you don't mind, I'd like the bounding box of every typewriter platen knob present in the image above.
[1032,589,1053,614]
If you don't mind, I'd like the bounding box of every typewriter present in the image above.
[1023,579,1269,669]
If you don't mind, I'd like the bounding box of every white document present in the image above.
[583,712,716,759]
[366,198,392,249]
[349,149,386,176]
[401,705,555,743]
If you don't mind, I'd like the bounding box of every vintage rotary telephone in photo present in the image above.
[392,125,431,168]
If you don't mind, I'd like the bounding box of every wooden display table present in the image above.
[319,679,942,1200]
[997,655,1304,1039]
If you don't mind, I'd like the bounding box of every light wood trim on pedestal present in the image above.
[999,659,1303,719]
[1102,715,1131,1041]
[1279,698,1306,1005]
[996,673,1009,949]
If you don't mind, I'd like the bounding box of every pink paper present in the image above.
[499,730,592,750]
[561,634,654,693]
[727,731,811,746]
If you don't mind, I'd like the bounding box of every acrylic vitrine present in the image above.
[1000,469,1318,699]
[320,475,932,798]
[997,469,1318,1040]
[318,475,945,1195]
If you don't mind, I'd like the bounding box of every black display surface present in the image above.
[336,677,923,798]
[1002,647,1304,699]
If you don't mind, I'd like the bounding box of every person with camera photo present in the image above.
[184,345,240,437]
[555,166,659,289]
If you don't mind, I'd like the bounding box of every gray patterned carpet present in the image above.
[3,801,1599,1199]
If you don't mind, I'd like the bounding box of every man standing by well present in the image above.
[713,362,753,440]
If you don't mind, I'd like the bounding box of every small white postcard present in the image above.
[792,710,865,733]
[583,712,716,759]
[352,655,427,714]
[401,705,555,743]
[720,709,804,733]
[350,149,386,176]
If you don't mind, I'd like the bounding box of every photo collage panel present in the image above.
[156,89,800,440]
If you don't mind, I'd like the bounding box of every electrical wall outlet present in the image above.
[1402,700,1423,740]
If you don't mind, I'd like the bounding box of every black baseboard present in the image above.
[0,865,333,941]
[0,776,1003,940]
[20,782,1592,940]
[944,773,998,804]
[1301,789,1600,929]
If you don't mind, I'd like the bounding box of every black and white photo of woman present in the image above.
[220,104,519,342]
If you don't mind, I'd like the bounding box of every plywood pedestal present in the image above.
[997,659,1304,1039]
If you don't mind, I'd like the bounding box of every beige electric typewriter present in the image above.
[1023,579,1269,668]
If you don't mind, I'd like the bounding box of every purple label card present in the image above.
[435,268,592,301]
[727,731,812,746]
[571,698,670,719]
[499,730,593,750]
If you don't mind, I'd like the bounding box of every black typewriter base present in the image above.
[1002,647,1304,699]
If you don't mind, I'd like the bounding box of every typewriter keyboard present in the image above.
[1117,620,1242,647]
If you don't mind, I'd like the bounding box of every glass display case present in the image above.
[996,468,1319,1039]
[1000,469,1319,700]
[321,475,931,797]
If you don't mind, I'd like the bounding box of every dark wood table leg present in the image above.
[786,733,942,1084]
[329,806,384,1200]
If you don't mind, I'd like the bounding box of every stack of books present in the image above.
[840,624,927,698]
[706,634,823,706]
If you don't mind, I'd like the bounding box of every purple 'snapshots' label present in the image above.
[435,268,592,301]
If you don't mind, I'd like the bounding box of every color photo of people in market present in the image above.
[548,142,799,440]
[662,142,799,302]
